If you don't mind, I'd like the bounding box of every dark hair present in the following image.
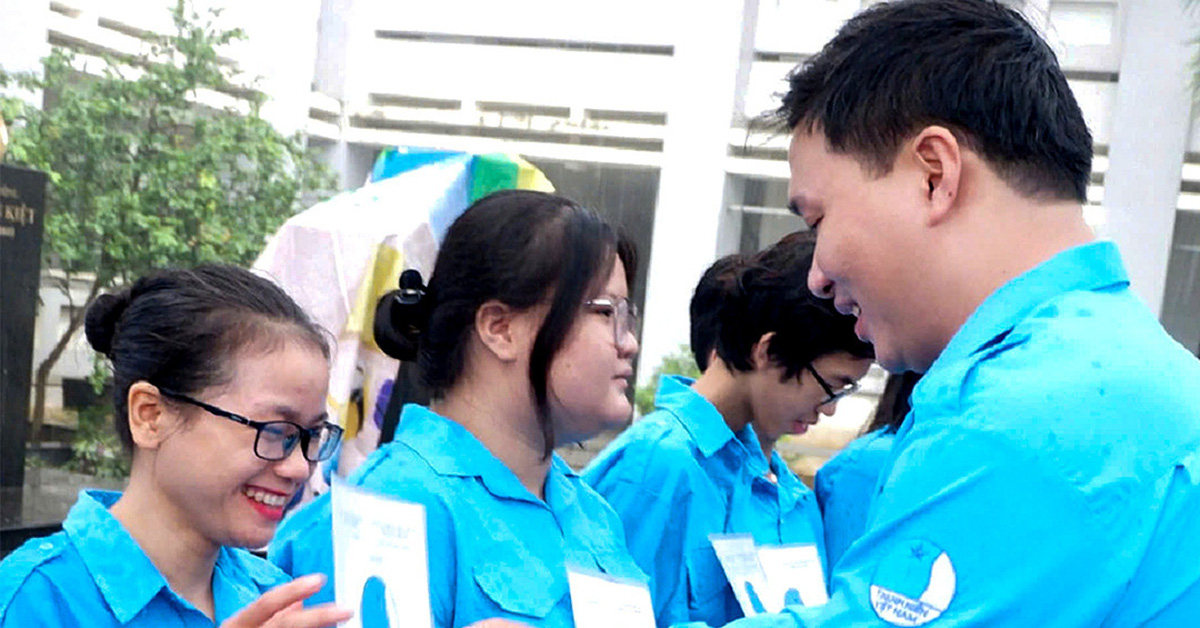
[689,253,747,371]
[376,189,637,457]
[84,264,330,452]
[696,231,872,380]
[776,0,1092,203]
[866,371,922,434]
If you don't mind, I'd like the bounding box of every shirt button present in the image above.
[40,542,53,551]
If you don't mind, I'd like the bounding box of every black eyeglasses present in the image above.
[158,388,343,462]
[805,363,860,407]
[584,297,639,345]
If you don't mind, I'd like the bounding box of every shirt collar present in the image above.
[395,403,555,505]
[64,490,285,624]
[927,240,1128,376]
[738,423,771,469]
[656,375,737,458]
[63,490,167,624]
[544,456,581,512]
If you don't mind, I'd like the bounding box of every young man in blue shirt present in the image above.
[585,232,873,627]
[684,0,1200,626]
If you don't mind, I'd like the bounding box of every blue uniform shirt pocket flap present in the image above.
[473,560,566,618]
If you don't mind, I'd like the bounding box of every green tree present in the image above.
[634,345,702,416]
[0,2,332,445]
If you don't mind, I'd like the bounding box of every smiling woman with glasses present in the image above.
[0,264,353,628]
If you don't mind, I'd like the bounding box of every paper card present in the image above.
[708,534,772,616]
[756,544,829,610]
[567,569,655,628]
[332,477,432,628]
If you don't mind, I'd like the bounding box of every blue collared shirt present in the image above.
[584,376,826,628]
[269,404,646,628]
[681,241,1200,628]
[0,490,289,627]
[814,428,896,571]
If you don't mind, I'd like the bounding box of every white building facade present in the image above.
[4,0,1199,437]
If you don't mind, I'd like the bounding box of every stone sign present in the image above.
[0,163,47,492]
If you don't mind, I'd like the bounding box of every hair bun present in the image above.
[84,292,132,356]
[373,269,432,361]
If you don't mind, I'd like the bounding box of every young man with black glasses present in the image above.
[585,231,873,627]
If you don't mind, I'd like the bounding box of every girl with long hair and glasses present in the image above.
[270,190,646,627]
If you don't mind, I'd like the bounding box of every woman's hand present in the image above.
[220,574,353,628]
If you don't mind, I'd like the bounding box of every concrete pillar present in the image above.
[716,175,746,257]
[637,0,758,385]
[312,0,373,189]
[312,0,370,103]
[219,0,323,137]
[1102,0,1196,316]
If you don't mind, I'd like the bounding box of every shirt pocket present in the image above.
[473,556,567,620]
[686,544,732,618]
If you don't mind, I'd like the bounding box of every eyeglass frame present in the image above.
[804,363,861,407]
[157,387,343,462]
[583,296,639,345]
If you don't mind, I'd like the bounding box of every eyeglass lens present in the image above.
[256,422,339,462]
[614,300,637,342]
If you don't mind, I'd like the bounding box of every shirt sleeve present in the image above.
[0,570,73,628]
[587,448,698,627]
[269,475,458,628]
[268,493,338,605]
[708,423,1124,627]
[814,434,882,573]
[355,468,458,628]
[419,490,457,628]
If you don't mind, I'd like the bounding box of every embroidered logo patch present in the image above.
[869,540,956,626]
